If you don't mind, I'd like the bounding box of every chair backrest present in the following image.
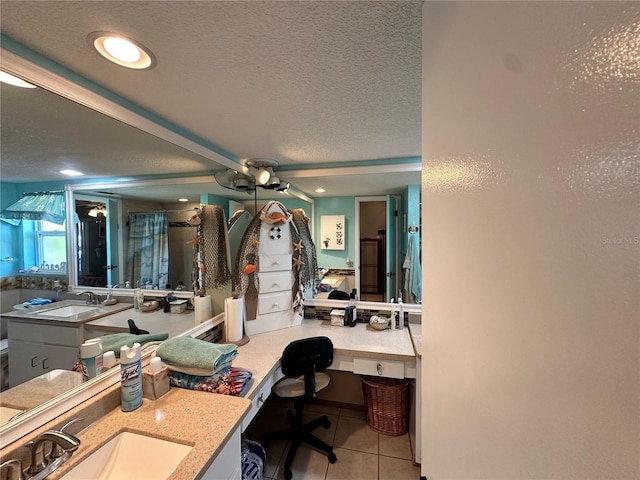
[328,290,350,300]
[281,336,334,398]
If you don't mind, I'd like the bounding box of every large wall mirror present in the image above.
[0,48,419,446]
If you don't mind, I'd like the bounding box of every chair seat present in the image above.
[273,372,330,398]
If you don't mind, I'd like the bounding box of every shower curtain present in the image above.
[126,212,169,289]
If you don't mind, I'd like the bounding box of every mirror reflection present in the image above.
[0,66,420,439]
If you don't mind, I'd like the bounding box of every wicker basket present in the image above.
[361,375,409,436]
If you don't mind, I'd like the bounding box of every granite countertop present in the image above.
[1,300,132,325]
[86,307,196,339]
[47,388,251,480]
[0,370,83,410]
[0,317,418,479]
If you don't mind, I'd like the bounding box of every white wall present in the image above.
[421,2,639,479]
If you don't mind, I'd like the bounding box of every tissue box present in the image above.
[330,309,345,326]
[170,300,188,314]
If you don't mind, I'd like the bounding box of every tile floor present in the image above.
[244,396,421,480]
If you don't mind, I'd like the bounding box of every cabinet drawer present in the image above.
[259,222,291,255]
[242,366,283,430]
[258,271,292,294]
[8,320,83,346]
[257,292,291,315]
[259,254,291,273]
[353,357,405,379]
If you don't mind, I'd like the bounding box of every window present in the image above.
[22,220,67,272]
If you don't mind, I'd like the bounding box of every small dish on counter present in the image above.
[369,315,390,330]
[139,300,159,312]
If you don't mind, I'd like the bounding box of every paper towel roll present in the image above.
[194,295,212,325]
[224,297,244,343]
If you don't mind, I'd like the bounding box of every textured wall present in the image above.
[422,2,639,479]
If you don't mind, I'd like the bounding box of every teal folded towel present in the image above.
[155,336,238,375]
[100,332,169,356]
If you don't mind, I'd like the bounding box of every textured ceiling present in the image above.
[0,1,422,200]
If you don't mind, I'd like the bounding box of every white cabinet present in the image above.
[7,319,84,386]
[200,426,242,480]
[244,202,301,336]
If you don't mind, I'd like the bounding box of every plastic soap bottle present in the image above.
[80,338,103,380]
[120,343,143,411]
[398,296,404,330]
[143,356,170,400]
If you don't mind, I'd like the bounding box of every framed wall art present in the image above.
[320,215,345,250]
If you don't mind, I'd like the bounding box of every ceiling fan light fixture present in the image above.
[248,166,271,185]
[88,206,107,218]
[276,182,290,193]
[262,171,281,189]
[247,159,279,186]
[88,32,156,70]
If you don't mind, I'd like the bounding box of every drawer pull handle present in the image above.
[271,283,279,288]
[31,356,38,368]
[272,302,279,308]
[271,261,279,267]
[42,358,49,369]
[377,363,383,375]
[258,393,265,404]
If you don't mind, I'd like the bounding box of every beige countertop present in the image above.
[1,300,132,325]
[1,317,418,479]
[48,388,251,480]
[408,322,422,359]
[234,319,416,400]
[86,307,196,339]
[0,370,83,410]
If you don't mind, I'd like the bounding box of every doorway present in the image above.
[355,196,399,302]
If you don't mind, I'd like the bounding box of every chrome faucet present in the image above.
[49,418,83,460]
[76,290,98,305]
[0,459,24,480]
[25,429,80,479]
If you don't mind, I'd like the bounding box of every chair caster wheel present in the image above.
[322,417,331,429]
[284,468,293,480]
[328,452,337,464]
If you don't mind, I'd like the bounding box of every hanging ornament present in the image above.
[269,227,282,240]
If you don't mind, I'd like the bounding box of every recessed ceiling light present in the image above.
[314,187,326,193]
[60,169,84,176]
[88,32,156,70]
[0,71,37,88]
[178,198,189,202]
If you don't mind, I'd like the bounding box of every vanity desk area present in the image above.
[0,308,421,480]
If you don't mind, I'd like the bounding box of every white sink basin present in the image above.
[61,432,192,480]
[36,305,98,317]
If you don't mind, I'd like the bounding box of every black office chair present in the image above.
[261,336,337,480]
[327,290,350,300]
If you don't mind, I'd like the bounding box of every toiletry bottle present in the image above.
[348,292,357,327]
[398,296,404,330]
[102,350,117,370]
[143,356,170,400]
[80,339,103,380]
[120,343,143,412]
[133,288,141,310]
